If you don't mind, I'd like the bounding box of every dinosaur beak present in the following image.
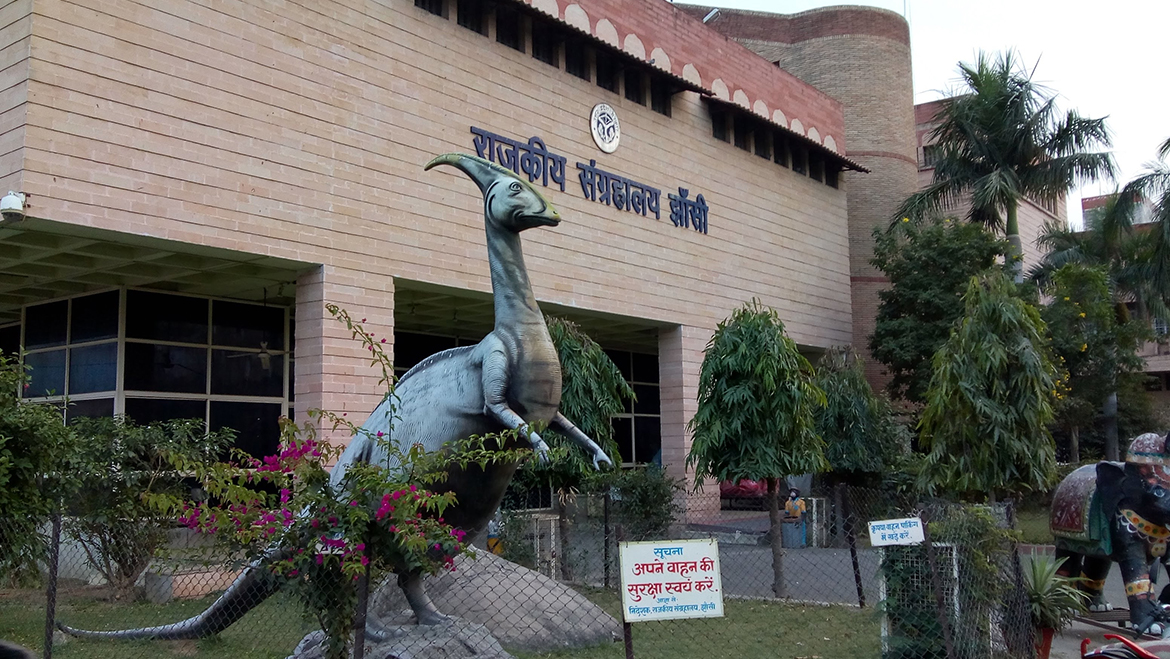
[425,153,498,194]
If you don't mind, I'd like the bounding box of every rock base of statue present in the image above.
[371,550,622,653]
[286,618,513,659]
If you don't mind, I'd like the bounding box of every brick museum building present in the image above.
[0,0,1063,510]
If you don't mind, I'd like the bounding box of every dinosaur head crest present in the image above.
[425,153,560,232]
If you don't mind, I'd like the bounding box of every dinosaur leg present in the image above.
[397,572,449,625]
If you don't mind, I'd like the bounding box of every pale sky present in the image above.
[698,0,1169,228]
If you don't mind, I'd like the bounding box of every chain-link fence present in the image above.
[1,482,1038,659]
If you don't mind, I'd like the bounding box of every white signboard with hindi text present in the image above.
[868,517,925,546]
[619,538,724,622]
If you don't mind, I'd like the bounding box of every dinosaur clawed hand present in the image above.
[530,432,552,466]
[592,449,613,470]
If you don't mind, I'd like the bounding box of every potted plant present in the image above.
[1024,554,1089,659]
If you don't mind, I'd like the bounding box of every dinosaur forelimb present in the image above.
[551,413,613,469]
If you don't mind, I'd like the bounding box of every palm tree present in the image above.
[1029,138,1170,460]
[895,51,1115,280]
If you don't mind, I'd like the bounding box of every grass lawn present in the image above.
[3,583,881,659]
[0,584,312,659]
[1014,507,1054,545]
[516,587,882,659]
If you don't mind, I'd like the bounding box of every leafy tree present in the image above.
[894,50,1115,278]
[65,417,234,599]
[870,218,1010,404]
[814,347,908,546]
[687,300,827,597]
[1115,137,1170,301]
[1040,264,1146,461]
[814,346,904,477]
[919,272,1059,501]
[0,355,78,585]
[516,315,632,580]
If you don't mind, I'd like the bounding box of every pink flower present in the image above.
[409,485,417,492]
[381,338,386,343]
[311,519,320,528]
[289,570,299,577]
[355,543,366,551]
[316,555,323,565]
[376,431,384,438]
[349,501,359,507]
[360,556,370,566]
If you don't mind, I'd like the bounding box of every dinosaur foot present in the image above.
[415,609,452,626]
[1090,601,1113,613]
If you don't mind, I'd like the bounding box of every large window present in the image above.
[605,350,661,466]
[20,289,292,457]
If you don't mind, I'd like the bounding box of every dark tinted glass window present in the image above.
[650,79,671,117]
[212,301,284,350]
[634,416,661,464]
[69,342,118,394]
[288,358,295,402]
[733,116,751,151]
[212,349,283,397]
[624,69,644,105]
[0,324,18,355]
[774,133,790,167]
[67,398,114,422]
[631,352,658,383]
[124,343,207,393]
[596,53,618,93]
[810,153,825,182]
[25,349,65,396]
[127,291,208,344]
[25,301,67,348]
[125,398,206,425]
[456,0,486,35]
[211,401,282,459]
[496,6,522,51]
[826,166,840,189]
[792,144,809,175]
[565,43,588,80]
[70,291,119,343]
[394,332,458,373]
[612,416,633,464]
[755,130,771,159]
[532,26,558,66]
[604,349,632,381]
[415,0,443,16]
[632,383,659,415]
[711,111,728,142]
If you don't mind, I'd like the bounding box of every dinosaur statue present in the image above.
[59,153,613,639]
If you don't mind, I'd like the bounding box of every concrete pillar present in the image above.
[658,323,718,520]
[294,265,395,451]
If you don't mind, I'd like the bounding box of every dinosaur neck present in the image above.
[487,227,542,329]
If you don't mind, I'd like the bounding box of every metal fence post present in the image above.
[921,509,957,659]
[352,557,371,659]
[1004,500,1036,658]
[839,484,866,608]
[42,511,61,659]
[603,492,611,590]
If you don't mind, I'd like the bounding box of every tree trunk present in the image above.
[1070,426,1080,464]
[1006,200,1023,283]
[767,477,787,598]
[1103,391,1119,461]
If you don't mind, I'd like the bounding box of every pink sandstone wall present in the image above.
[13,0,852,489]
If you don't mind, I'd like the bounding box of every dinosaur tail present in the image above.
[57,551,286,640]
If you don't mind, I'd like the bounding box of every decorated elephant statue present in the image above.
[1050,433,1170,635]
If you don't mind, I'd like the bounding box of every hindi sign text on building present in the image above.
[619,538,724,622]
[867,517,925,546]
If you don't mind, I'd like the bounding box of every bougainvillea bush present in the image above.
[153,306,529,659]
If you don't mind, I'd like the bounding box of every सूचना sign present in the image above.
[867,517,925,547]
[619,538,724,622]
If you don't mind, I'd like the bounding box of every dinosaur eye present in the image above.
[1155,485,1167,498]
[509,182,522,194]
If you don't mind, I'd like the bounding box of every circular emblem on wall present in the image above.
[590,103,621,153]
